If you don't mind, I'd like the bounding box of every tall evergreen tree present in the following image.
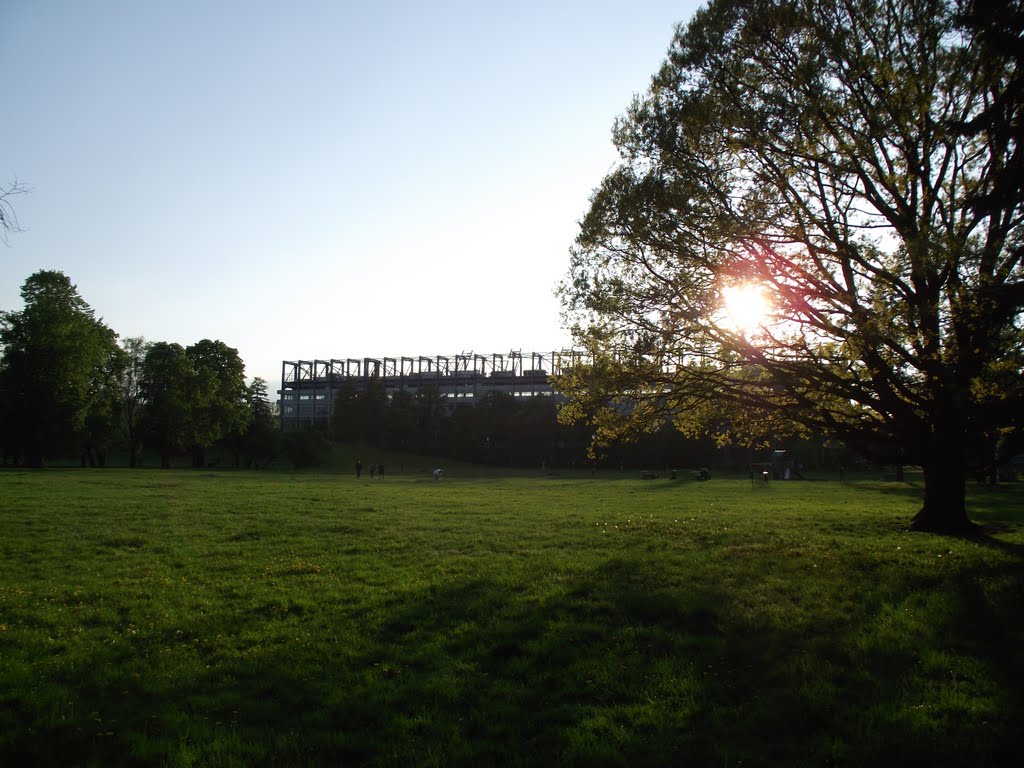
[231,377,279,468]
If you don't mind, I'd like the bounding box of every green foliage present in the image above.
[0,270,120,466]
[0,271,258,470]
[184,339,250,466]
[234,377,279,468]
[331,385,592,468]
[139,342,196,468]
[115,337,151,468]
[330,381,361,442]
[559,0,1024,532]
[333,381,455,457]
[383,388,418,452]
[0,470,1021,766]
[280,428,330,468]
[138,340,251,468]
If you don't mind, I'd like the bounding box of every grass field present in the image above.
[1,467,1022,767]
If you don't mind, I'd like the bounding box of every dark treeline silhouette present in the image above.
[329,379,588,468]
[320,378,842,473]
[0,270,276,468]
[0,269,860,473]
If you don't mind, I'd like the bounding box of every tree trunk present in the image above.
[911,459,979,534]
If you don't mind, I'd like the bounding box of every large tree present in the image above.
[558,0,1023,533]
[185,339,250,467]
[227,377,279,468]
[140,342,197,468]
[116,337,151,468]
[139,340,252,468]
[0,271,120,466]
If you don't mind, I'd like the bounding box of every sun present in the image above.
[721,282,772,335]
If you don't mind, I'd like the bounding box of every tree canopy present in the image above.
[185,339,251,467]
[558,0,1024,533]
[116,337,151,468]
[137,340,250,468]
[0,271,120,466]
[139,342,197,469]
[0,272,262,468]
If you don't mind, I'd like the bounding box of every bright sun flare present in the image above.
[721,283,772,334]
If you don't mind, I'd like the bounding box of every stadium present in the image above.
[279,351,582,430]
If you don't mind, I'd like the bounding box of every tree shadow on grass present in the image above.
[4,553,1023,767]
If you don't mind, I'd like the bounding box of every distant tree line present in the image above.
[327,378,591,468]
[0,270,276,468]
[0,269,855,473]
[322,377,836,472]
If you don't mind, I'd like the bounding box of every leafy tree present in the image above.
[558,0,1023,533]
[247,377,275,425]
[329,378,387,445]
[77,343,126,467]
[116,337,150,467]
[140,342,196,468]
[185,339,250,467]
[281,427,330,468]
[232,377,279,468]
[413,385,447,455]
[516,397,563,467]
[331,381,362,442]
[0,271,119,466]
[358,376,389,446]
[446,398,491,462]
[384,388,418,452]
[472,392,529,465]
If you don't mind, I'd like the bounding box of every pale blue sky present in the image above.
[1,1,701,389]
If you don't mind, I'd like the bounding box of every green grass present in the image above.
[1,469,1022,767]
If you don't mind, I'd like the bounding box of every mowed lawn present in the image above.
[1,469,1022,767]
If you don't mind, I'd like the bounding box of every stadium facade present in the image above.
[278,351,582,430]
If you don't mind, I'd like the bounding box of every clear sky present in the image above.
[1,0,701,390]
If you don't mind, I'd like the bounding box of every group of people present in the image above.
[355,459,444,480]
[354,460,384,479]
